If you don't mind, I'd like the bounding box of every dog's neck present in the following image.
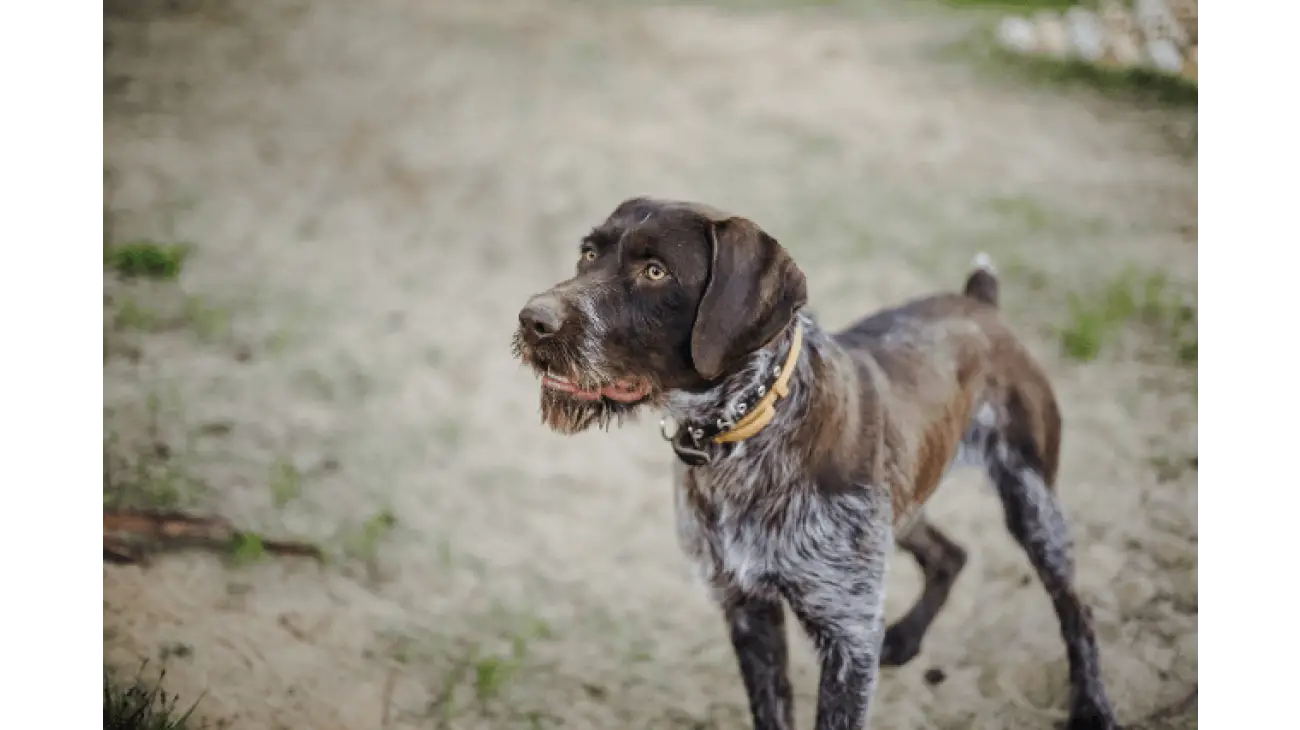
[663,312,830,467]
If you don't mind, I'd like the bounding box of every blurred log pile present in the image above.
[995,0,1197,83]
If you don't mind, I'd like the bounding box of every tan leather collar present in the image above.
[713,322,804,444]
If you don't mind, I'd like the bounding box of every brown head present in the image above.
[512,197,808,434]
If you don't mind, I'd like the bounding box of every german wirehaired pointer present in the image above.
[512,198,1120,730]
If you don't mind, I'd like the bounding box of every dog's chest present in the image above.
[675,463,834,596]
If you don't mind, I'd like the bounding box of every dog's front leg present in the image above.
[722,592,796,730]
[788,503,892,730]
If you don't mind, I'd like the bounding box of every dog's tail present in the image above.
[962,252,999,307]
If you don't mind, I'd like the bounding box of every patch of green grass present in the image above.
[1056,269,1197,365]
[342,509,397,562]
[983,193,1107,236]
[377,609,556,725]
[936,27,1197,108]
[269,459,303,508]
[105,241,193,280]
[226,531,266,567]
[264,328,294,355]
[1011,52,1198,107]
[430,652,477,724]
[107,459,206,511]
[110,292,230,343]
[474,653,519,702]
[115,298,162,331]
[526,616,554,640]
[1058,295,1126,362]
[134,469,180,509]
[461,619,545,704]
[104,664,201,730]
[182,296,229,342]
[1134,272,1198,366]
[985,193,1055,231]
[104,391,209,510]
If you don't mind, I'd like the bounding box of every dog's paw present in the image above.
[878,625,922,667]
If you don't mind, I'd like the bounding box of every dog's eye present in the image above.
[644,263,667,281]
[580,248,597,263]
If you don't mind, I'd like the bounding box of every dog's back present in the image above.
[832,255,1061,522]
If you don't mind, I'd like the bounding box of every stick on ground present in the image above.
[104,508,324,564]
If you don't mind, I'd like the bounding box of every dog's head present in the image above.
[512,197,808,434]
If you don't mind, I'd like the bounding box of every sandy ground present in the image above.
[103,1,1197,728]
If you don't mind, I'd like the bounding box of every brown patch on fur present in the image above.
[796,347,863,483]
[830,293,1062,525]
[912,405,970,508]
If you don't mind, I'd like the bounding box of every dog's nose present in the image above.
[519,297,565,340]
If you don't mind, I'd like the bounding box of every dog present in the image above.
[512,197,1120,730]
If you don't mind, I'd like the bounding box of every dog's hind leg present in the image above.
[879,515,967,667]
[989,446,1120,730]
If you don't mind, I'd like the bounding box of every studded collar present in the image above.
[661,322,804,467]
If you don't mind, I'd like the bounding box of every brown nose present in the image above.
[518,296,565,340]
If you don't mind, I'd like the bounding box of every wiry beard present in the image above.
[512,330,657,435]
[538,389,634,434]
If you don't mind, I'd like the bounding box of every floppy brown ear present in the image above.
[690,217,808,380]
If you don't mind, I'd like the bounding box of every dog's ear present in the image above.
[690,216,807,380]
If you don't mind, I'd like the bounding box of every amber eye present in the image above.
[580,248,597,263]
[644,262,667,281]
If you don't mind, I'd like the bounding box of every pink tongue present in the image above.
[544,375,646,403]
[544,377,601,401]
[602,381,649,403]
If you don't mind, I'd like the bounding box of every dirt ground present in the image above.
[103,1,1197,728]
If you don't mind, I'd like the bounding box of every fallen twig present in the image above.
[103,508,323,564]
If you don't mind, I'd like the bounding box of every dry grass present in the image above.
[104,664,202,730]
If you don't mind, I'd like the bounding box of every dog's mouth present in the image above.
[513,332,657,434]
[533,369,656,434]
[539,371,652,404]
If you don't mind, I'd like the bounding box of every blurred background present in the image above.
[103,1,1196,728]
